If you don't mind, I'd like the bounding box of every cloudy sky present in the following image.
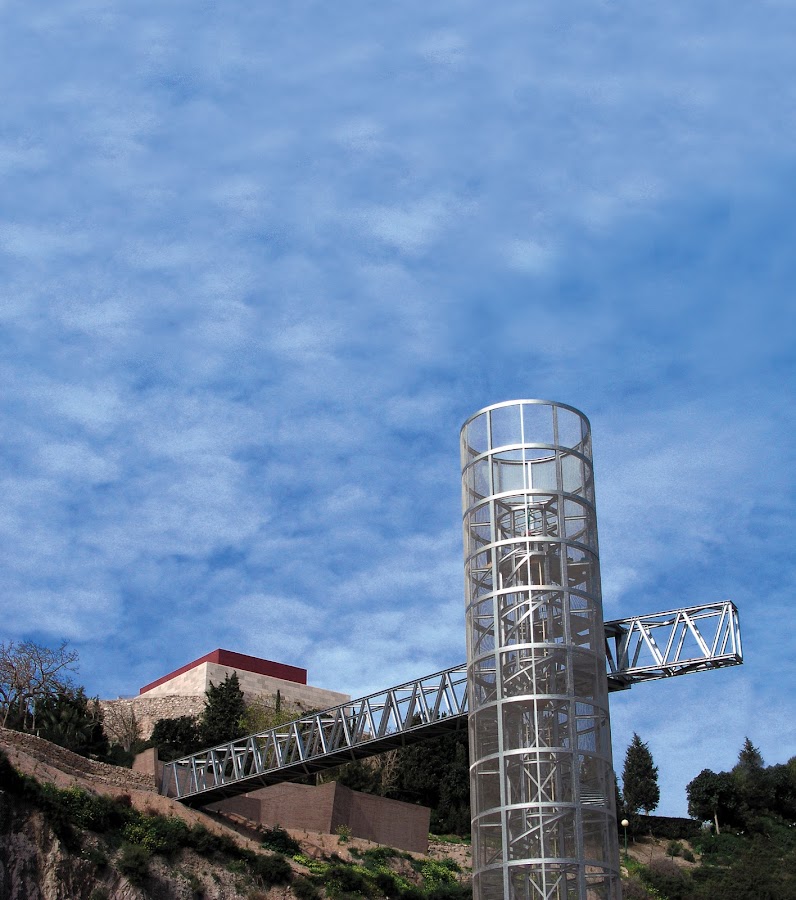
[2,0,794,815]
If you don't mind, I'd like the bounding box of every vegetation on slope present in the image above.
[0,747,472,900]
[622,739,796,900]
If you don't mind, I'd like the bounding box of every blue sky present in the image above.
[2,0,794,815]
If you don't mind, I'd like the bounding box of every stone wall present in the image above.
[103,675,350,743]
[0,726,156,792]
[99,695,205,742]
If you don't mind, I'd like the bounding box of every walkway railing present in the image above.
[162,600,741,805]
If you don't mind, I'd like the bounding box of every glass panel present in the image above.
[522,402,554,445]
[560,453,584,493]
[506,807,542,861]
[582,809,615,866]
[474,758,503,812]
[493,458,525,493]
[471,659,498,708]
[563,497,589,542]
[475,457,491,496]
[525,495,558,537]
[474,856,503,893]
[510,864,581,899]
[556,408,584,450]
[474,571,494,597]
[501,701,537,752]
[566,547,595,592]
[468,522,492,556]
[491,404,522,450]
[466,413,489,456]
[528,455,557,491]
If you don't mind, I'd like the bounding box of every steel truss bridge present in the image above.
[161,600,741,806]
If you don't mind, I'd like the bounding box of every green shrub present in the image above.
[682,848,695,863]
[421,859,458,889]
[36,783,81,850]
[398,887,424,900]
[336,823,353,844]
[325,863,372,897]
[262,824,301,855]
[186,823,241,858]
[89,890,110,900]
[82,845,109,869]
[692,831,745,865]
[362,846,400,866]
[293,853,330,875]
[666,840,683,858]
[426,884,472,900]
[293,876,322,900]
[375,870,399,897]
[0,750,26,794]
[252,852,293,886]
[122,814,189,856]
[118,841,151,885]
[620,879,656,900]
[188,872,205,899]
[642,858,691,900]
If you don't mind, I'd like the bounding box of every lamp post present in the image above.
[621,819,629,861]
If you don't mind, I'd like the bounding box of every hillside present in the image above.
[3,726,796,900]
[0,730,472,900]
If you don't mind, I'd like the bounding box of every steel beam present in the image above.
[161,600,741,806]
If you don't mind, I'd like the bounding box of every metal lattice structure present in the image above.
[159,398,744,900]
[160,601,741,807]
[605,601,742,688]
[161,666,469,806]
[461,401,618,900]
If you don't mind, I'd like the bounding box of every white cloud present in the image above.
[0,0,793,820]
[503,239,555,274]
[359,196,459,255]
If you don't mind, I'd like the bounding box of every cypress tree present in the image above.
[622,732,660,815]
[734,737,764,775]
[199,672,247,747]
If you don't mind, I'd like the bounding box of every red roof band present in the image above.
[139,649,308,695]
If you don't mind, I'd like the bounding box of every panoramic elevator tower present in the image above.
[461,400,620,900]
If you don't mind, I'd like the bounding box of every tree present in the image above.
[622,733,660,815]
[199,672,247,747]
[34,687,108,758]
[151,715,201,761]
[686,768,739,833]
[0,639,79,730]
[734,737,764,777]
[102,702,142,753]
[732,737,772,819]
[241,693,299,735]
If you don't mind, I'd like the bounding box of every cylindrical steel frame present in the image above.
[461,400,620,900]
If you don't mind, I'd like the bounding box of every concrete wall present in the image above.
[332,785,431,853]
[211,782,430,854]
[213,782,338,836]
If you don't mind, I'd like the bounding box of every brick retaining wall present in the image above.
[211,782,430,853]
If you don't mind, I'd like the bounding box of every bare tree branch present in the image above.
[0,639,79,730]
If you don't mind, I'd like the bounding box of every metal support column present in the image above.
[461,400,620,900]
